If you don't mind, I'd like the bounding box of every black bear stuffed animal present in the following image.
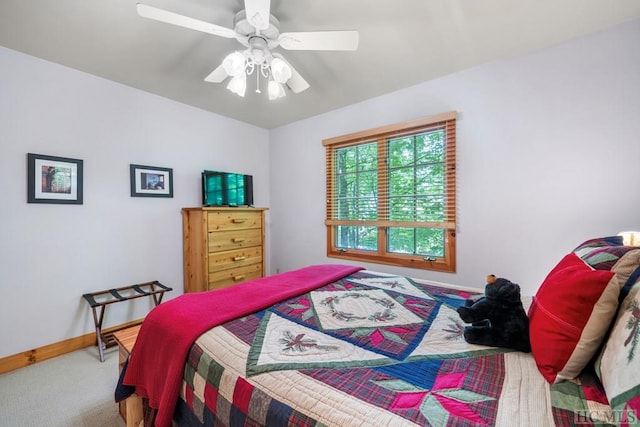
[456,275,531,353]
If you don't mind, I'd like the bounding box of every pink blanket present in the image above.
[123,264,362,427]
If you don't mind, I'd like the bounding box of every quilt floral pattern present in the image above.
[228,271,509,425]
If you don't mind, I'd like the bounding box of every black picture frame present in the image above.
[130,164,173,198]
[27,153,83,204]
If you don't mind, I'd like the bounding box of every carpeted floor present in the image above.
[0,346,124,426]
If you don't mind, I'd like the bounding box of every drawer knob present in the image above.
[233,275,245,281]
[233,256,246,261]
[232,218,247,224]
[232,238,245,243]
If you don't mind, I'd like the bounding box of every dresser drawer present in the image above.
[208,228,262,252]
[208,246,262,272]
[208,263,263,290]
[207,210,262,232]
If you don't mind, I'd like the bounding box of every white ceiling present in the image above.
[1,0,639,129]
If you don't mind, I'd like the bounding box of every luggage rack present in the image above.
[82,281,172,362]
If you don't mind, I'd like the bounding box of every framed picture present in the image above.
[27,153,83,204]
[130,164,173,198]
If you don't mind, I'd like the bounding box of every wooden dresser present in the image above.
[182,207,267,293]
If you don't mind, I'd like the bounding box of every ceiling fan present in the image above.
[136,0,359,99]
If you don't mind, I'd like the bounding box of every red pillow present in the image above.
[528,252,619,383]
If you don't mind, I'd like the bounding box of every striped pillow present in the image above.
[574,236,640,303]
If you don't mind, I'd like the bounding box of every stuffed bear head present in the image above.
[485,274,522,303]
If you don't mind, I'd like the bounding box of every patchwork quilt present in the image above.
[167,270,612,426]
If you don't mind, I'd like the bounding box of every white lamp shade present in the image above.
[618,231,640,246]
[227,75,247,97]
[270,57,292,84]
[268,80,286,100]
[222,52,246,77]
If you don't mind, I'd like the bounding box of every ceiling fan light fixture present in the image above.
[137,1,360,101]
[268,80,286,100]
[222,51,246,77]
[227,75,247,97]
[270,57,291,84]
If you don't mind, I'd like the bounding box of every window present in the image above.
[323,111,457,272]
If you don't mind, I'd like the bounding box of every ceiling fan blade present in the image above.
[204,64,228,83]
[278,30,359,51]
[136,3,237,39]
[244,0,271,31]
[273,54,309,94]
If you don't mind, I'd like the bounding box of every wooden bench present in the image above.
[113,325,143,427]
[82,281,172,361]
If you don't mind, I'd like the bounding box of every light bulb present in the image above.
[268,80,286,100]
[270,58,292,84]
[222,52,245,77]
[227,75,247,97]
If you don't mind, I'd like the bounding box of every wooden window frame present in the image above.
[323,111,457,273]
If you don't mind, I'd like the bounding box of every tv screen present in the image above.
[202,170,253,207]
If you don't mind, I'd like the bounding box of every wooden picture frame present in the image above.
[130,164,173,198]
[27,153,83,204]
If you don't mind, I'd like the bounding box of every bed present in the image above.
[118,236,640,426]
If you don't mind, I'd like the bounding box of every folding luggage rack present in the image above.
[82,281,172,362]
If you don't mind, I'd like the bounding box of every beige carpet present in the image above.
[0,346,123,426]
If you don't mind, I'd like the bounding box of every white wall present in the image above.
[2,19,639,361]
[269,19,640,297]
[0,46,269,358]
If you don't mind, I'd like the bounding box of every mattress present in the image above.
[132,268,608,426]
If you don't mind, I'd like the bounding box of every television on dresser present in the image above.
[201,170,253,207]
